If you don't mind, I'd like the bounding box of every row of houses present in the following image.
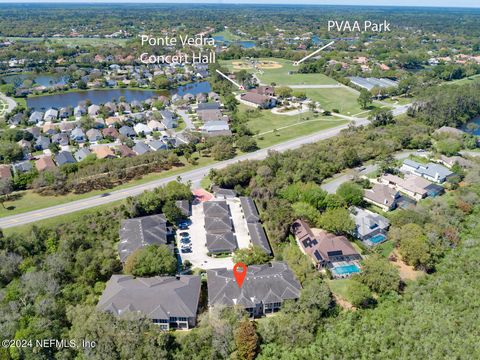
[97,261,301,330]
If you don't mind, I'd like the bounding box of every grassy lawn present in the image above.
[443,74,480,86]
[375,240,395,258]
[2,202,122,236]
[327,279,356,303]
[220,58,338,86]
[304,87,372,116]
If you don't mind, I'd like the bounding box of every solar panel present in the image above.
[314,250,322,261]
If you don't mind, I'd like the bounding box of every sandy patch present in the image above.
[232,61,252,70]
[256,60,282,69]
[333,293,356,311]
[389,250,425,281]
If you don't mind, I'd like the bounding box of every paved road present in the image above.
[0,118,369,229]
[177,109,195,130]
[0,92,17,117]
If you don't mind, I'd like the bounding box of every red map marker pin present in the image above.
[233,262,247,288]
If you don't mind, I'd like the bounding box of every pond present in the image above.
[463,116,480,136]
[25,81,212,110]
[213,36,256,49]
[1,73,70,88]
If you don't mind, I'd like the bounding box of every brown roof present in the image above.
[102,127,120,138]
[241,92,270,105]
[292,219,359,263]
[0,164,12,179]
[92,145,116,159]
[116,144,137,158]
[252,86,275,96]
[197,109,223,122]
[35,157,56,172]
[364,183,399,208]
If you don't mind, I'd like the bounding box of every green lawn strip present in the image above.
[327,279,356,303]
[255,119,348,148]
[3,202,122,236]
[374,240,395,258]
[442,74,480,86]
[220,58,338,86]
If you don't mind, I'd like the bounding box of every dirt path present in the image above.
[390,250,424,281]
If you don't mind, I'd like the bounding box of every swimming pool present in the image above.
[369,234,387,244]
[332,264,361,275]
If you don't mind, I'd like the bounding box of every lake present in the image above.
[2,73,70,88]
[26,81,212,109]
[213,36,256,49]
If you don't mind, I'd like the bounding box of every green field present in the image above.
[221,58,339,86]
[443,74,480,86]
[304,87,370,115]
[327,279,356,303]
[212,29,241,41]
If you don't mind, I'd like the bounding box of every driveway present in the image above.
[176,109,195,131]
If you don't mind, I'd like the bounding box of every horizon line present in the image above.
[0,1,479,9]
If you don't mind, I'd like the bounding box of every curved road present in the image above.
[0,118,369,229]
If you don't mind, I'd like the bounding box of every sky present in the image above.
[0,0,479,8]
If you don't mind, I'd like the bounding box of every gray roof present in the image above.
[197,102,220,111]
[97,275,201,320]
[204,215,232,233]
[350,207,389,238]
[402,159,453,182]
[348,77,398,91]
[133,142,151,155]
[203,201,230,217]
[247,223,272,255]
[12,160,32,173]
[119,126,135,137]
[240,197,260,223]
[206,232,238,253]
[175,200,191,217]
[207,262,301,308]
[118,214,169,262]
[211,186,236,197]
[74,148,91,161]
[55,151,76,166]
[148,140,167,151]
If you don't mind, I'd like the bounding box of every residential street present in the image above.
[0,118,368,229]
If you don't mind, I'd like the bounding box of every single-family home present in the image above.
[379,173,443,200]
[102,127,120,140]
[118,214,172,263]
[160,110,177,129]
[29,111,44,124]
[148,140,168,152]
[51,133,69,146]
[207,262,301,317]
[363,183,400,211]
[74,148,91,162]
[240,92,276,109]
[35,135,51,150]
[58,107,72,119]
[0,164,12,180]
[292,219,362,277]
[197,102,220,111]
[147,119,164,132]
[400,159,454,184]
[97,275,201,330]
[92,145,115,159]
[12,160,32,174]
[88,104,100,117]
[133,123,152,136]
[208,92,220,102]
[35,156,56,172]
[119,125,136,138]
[86,128,103,143]
[17,139,31,150]
[212,186,236,199]
[70,127,86,142]
[59,121,77,133]
[438,155,473,169]
[197,109,223,122]
[133,141,151,155]
[116,144,137,158]
[73,105,86,118]
[350,207,389,246]
[55,151,76,166]
[200,121,231,137]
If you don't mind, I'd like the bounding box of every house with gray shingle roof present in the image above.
[350,206,389,246]
[74,148,91,162]
[247,223,272,256]
[239,197,260,223]
[118,214,172,263]
[55,151,76,166]
[70,127,85,142]
[133,141,151,155]
[207,262,301,317]
[44,109,58,122]
[86,128,103,143]
[400,159,454,184]
[29,111,44,124]
[206,232,238,254]
[119,125,135,138]
[97,275,201,330]
[363,183,400,212]
[35,135,51,150]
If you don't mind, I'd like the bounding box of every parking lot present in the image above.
[177,197,252,270]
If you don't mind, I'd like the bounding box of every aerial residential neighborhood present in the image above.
[0,1,479,359]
